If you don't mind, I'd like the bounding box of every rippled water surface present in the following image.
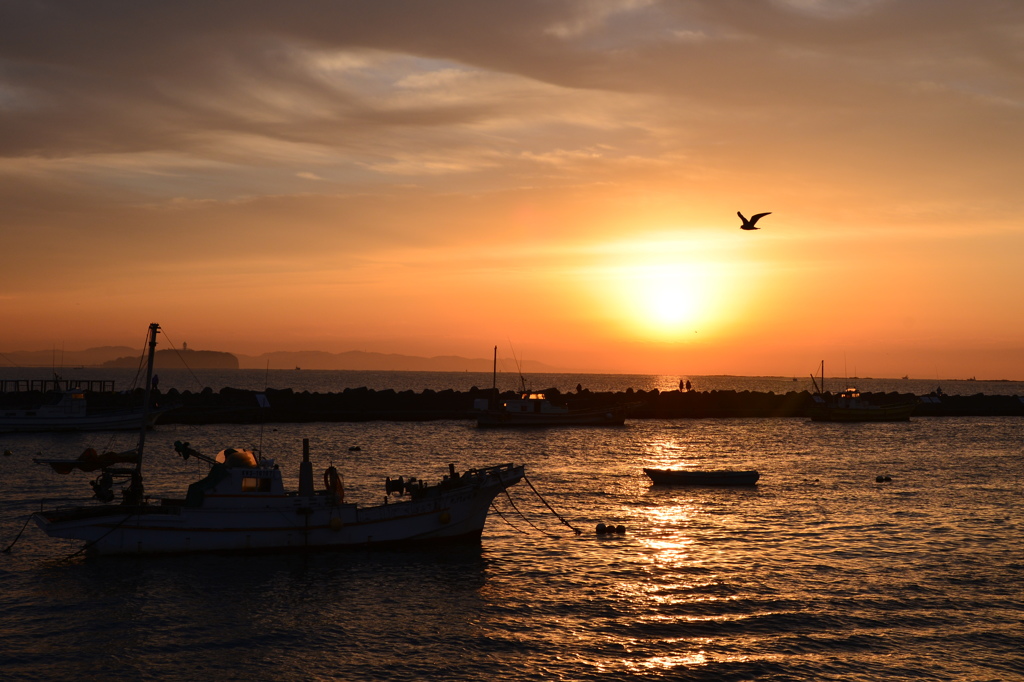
[2,417,1022,680]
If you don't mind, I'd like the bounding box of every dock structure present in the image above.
[0,378,116,393]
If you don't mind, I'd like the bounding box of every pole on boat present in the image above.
[135,323,160,479]
[299,438,314,497]
[491,345,497,408]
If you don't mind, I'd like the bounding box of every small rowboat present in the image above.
[643,468,760,486]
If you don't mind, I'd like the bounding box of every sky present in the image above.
[2,0,1023,378]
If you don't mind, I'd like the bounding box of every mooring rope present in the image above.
[523,474,582,535]
[489,500,528,534]
[2,514,34,554]
[500,484,561,538]
[62,507,140,561]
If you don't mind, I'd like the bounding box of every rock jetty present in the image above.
[128,387,1024,424]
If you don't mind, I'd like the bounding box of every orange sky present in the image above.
[2,1,1023,378]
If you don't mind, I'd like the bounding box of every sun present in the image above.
[592,257,737,342]
[635,265,702,330]
[624,263,717,339]
[572,232,746,344]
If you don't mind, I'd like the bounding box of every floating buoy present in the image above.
[615,525,626,534]
[596,523,608,534]
[349,446,361,451]
[876,475,884,482]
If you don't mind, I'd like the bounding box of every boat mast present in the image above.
[491,345,497,408]
[134,322,160,479]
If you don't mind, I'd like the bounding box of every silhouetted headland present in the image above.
[130,386,1024,424]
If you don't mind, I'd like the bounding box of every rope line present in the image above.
[159,331,206,391]
[523,474,583,535]
[2,514,34,553]
[62,507,140,561]
[489,500,528,534]
[501,484,560,538]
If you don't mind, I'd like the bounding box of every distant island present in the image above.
[103,348,239,370]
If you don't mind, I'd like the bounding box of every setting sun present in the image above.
[620,263,711,340]
[576,231,748,346]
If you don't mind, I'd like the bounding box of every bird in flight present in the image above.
[738,211,771,230]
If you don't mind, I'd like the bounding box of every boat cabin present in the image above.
[183,448,286,506]
[502,392,569,415]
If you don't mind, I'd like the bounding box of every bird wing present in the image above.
[737,211,747,223]
[750,212,771,224]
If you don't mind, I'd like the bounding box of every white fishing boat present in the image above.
[808,361,917,422]
[0,389,159,432]
[33,324,525,555]
[475,346,629,427]
[477,391,628,427]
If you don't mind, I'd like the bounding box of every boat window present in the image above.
[241,476,272,492]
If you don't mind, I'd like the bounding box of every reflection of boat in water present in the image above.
[808,361,917,422]
[0,389,160,432]
[644,468,760,486]
[34,324,525,556]
[477,391,628,427]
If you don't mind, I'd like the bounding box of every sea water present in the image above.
[1,382,1022,680]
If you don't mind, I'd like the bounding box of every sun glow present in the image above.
[602,259,734,342]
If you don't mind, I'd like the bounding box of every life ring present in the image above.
[323,466,345,502]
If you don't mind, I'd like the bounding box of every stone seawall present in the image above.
[139,386,1024,424]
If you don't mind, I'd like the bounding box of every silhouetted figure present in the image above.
[152,374,159,390]
[685,380,692,392]
[738,211,771,230]
[577,383,583,393]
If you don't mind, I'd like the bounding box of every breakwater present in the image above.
[130,386,1024,424]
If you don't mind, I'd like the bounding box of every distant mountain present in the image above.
[236,350,563,373]
[0,346,137,368]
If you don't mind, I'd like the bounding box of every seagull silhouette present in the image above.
[738,211,771,230]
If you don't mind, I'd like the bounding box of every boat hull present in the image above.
[644,468,760,486]
[34,464,524,555]
[0,410,159,433]
[809,402,916,422]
